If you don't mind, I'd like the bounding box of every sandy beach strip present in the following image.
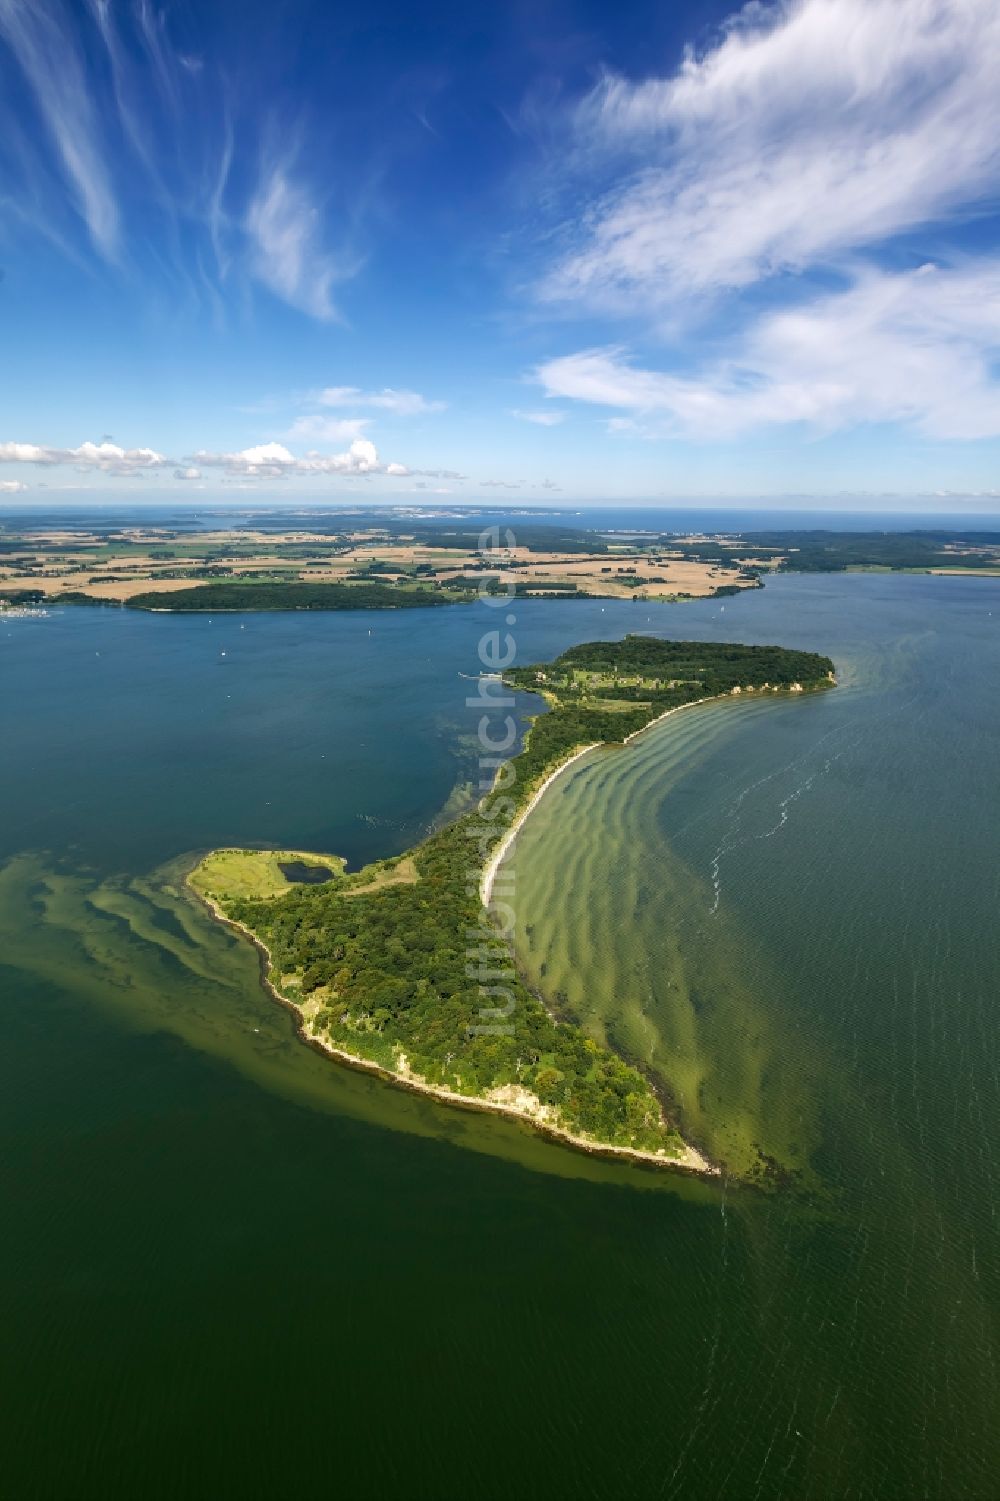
[481,692,724,906]
[479,742,601,907]
[621,693,719,745]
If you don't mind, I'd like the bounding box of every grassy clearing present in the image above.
[341,856,419,895]
[189,848,346,903]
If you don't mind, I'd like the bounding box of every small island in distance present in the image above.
[189,634,835,1180]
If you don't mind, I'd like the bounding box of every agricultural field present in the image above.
[0,520,764,604]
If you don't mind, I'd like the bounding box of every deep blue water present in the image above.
[1,571,999,1499]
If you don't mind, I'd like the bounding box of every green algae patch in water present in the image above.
[0,851,719,1198]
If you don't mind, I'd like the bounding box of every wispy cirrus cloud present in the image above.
[313,386,446,415]
[530,0,1000,448]
[479,476,562,491]
[535,260,1000,441]
[391,465,466,481]
[0,0,119,258]
[86,0,175,180]
[509,408,566,426]
[286,415,373,444]
[388,466,466,481]
[245,158,357,322]
[543,0,1000,312]
[280,386,447,453]
[0,1,368,323]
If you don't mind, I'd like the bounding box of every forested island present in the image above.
[190,635,835,1173]
[664,529,1000,575]
[128,581,465,610]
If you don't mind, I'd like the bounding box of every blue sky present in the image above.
[2,0,1000,508]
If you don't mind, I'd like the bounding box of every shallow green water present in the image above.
[509,694,834,1182]
[2,577,999,1498]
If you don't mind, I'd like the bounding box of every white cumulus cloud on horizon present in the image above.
[0,433,465,485]
[0,439,169,474]
[190,437,383,477]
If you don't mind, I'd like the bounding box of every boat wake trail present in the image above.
[707,722,857,916]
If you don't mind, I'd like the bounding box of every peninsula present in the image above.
[189,635,835,1174]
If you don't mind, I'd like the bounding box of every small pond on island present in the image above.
[278,860,336,884]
